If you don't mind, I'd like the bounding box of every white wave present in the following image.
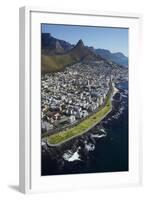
[111,85,119,100]
[122,94,127,98]
[100,128,106,133]
[41,141,47,147]
[85,143,95,151]
[91,133,106,138]
[63,150,81,162]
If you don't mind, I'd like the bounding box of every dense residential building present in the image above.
[41,62,128,134]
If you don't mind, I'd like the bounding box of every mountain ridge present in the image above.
[42,33,73,55]
[41,33,128,73]
[42,35,104,73]
[95,48,128,67]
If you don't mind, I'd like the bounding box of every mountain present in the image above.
[95,49,128,67]
[112,52,128,66]
[41,33,127,73]
[42,33,73,55]
[69,40,103,61]
[41,39,104,73]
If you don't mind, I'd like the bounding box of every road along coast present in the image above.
[42,83,117,147]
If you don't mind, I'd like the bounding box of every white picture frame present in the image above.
[19,6,143,194]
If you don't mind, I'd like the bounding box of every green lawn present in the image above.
[46,94,112,145]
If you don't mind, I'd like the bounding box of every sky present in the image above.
[42,24,128,56]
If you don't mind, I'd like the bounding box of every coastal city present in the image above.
[41,61,128,136]
[41,25,129,176]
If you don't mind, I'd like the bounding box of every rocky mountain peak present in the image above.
[76,39,84,48]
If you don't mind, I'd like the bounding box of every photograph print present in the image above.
[41,24,128,176]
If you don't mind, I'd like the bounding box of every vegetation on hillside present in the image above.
[41,39,103,73]
[41,54,76,73]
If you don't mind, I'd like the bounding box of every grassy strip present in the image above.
[47,94,112,145]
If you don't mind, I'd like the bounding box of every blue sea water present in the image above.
[41,81,128,175]
[117,81,128,90]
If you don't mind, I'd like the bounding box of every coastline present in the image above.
[46,106,112,147]
[41,81,128,175]
[44,83,118,147]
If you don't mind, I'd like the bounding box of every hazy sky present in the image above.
[42,24,128,56]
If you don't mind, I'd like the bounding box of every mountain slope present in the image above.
[95,49,128,67]
[42,54,75,73]
[41,33,73,55]
[69,40,102,61]
[41,39,104,73]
